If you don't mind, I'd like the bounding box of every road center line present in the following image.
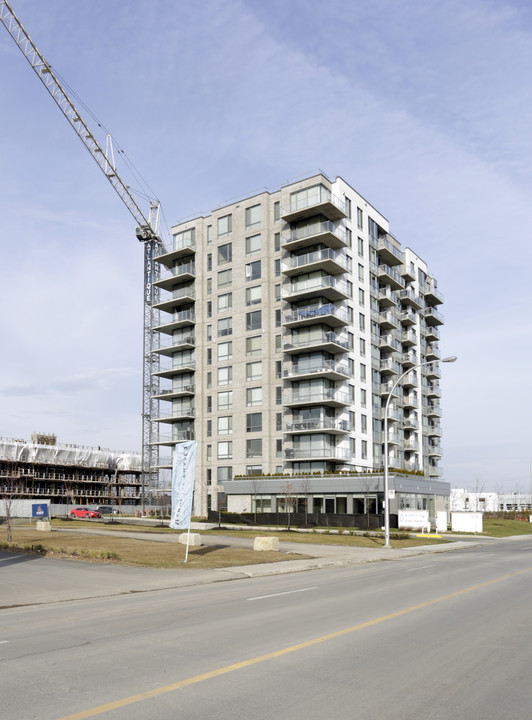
[247,586,318,601]
[0,640,9,644]
[406,565,431,571]
[57,566,532,720]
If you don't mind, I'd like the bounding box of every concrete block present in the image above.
[36,521,52,532]
[178,533,201,546]
[253,536,279,552]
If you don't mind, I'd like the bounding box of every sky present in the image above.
[1,0,531,492]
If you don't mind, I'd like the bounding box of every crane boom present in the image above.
[1,0,163,506]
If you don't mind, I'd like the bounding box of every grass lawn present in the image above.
[481,518,532,537]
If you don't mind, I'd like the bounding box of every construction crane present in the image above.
[0,0,166,508]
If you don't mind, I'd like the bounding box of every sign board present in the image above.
[398,510,430,531]
[436,511,448,533]
[32,503,49,518]
[451,512,483,533]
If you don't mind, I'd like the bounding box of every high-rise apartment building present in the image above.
[152,173,445,516]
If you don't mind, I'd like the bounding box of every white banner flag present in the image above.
[169,441,197,530]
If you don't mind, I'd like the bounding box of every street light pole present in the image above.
[383,355,457,548]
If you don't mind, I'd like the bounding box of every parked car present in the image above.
[70,507,101,519]
[97,505,119,516]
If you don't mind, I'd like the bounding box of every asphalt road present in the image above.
[1,536,532,719]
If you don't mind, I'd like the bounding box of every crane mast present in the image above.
[1,0,164,506]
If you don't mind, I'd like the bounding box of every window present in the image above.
[217,269,232,288]
[246,234,261,256]
[217,341,232,362]
[358,264,364,282]
[217,317,232,337]
[360,388,367,407]
[246,387,262,406]
[246,361,262,381]
[217,214,232,238]
[246,335,262,355]
[358,237,364,257]
[274,258,280,277]
[218,441,233,459]
[217,466,232,482]
[246,285,262,306]
[206,419,212,437]
[245,260,261,281]
[368,217,378,242]
[218,416,232,435]
[360,363,366,382]
[361,439,367,460]
[275,284,281,302]
[246,412,262,432]
[206,225,212,244]
[246,465,262,476]
[206,372,212,389]
[246,438,262,457]
[217,292,232,313]
[275,335,282,352]
[276,361,282,378]
[206,395,212,413]
[345,196,352,219]
[246,310,262,331]
[207,301,212,318]
[361,414,367,433]
[206,325,212,342]
[207,277,212,294]
[217,366,232,385]
[207,348,212,365]
[276,413,282,431]
[275,309,281,327]
[359,288,365,306]
[274,232,281,251]
[276,439,282,457]
[274,201,280,222]
[346,227,352,248]
[217,391,233,410]
[173,227,195,250]
[207,253,212,271]
[359,338,366,356]
[206,444,212,461]
[217,243,232,265]
[359,313,365,332]
[245,204,261,228]
[276,386,282,405]
[357,207,363,230]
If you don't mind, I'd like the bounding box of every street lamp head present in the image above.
[442,356,457,363]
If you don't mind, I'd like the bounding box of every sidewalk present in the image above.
[0,526,485,609]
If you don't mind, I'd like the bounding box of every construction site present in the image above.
[0,433,142,510]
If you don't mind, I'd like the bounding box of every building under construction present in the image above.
[0,433,141,508]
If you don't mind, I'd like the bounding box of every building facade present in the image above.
[0,433,141,508]
[152,173,445,516]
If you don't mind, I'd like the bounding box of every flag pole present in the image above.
[184,525,191,563]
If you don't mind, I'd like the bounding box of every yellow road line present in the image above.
[58,566,532,720]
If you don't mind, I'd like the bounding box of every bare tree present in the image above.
[280,481,297,531]
[297,476,312,526]
[360,474,376,529]
[251,475,263,524]
[0,461,19,543]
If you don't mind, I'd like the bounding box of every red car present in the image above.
[70,507,101,519]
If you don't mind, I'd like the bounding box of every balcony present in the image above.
[153,309,195,335]
[425,403,442,417]
[428,443,442,457]
[401,263,416,282]
[153,384,195,400]
[424,423,442,437]
[284,418,352,434]
[281,220,348,252]
[378,264,405,290]
[402,418,418,430]
[283,360,350,381]
[380,334,401,353]
[424,382,441,398]
[378,287,399,307]
[423,363,441,380]
[424,307,445,326]
[399,309,418,326]
[401,329,417,347]
[283,248,346,277]
[378,310,399,330]
[283,304,349,329]
[386,432,402,446]
[402,371,419,388]
[403,391,419,408]
[153,407,195,423]
[284,331,350,355]
[377,234,404,266]
[380,358,401,375]
[401,351,418,368]
[152,285,196,312]
[423,282,444,306]
[282,276,350,302]
[154,263,196,291]
[428,464,443,477]
[423,325,440,342]
[154,237,196,269]
[399,288,423,309]
[404,439,420,452]
[153,430,195,445]
[153,360,196,379]
[284,388,350,407]
[423,342,440,361]
[380,381,401,398]
[153,335,195,357]
[282,188,348,223]
[285,446,351,461]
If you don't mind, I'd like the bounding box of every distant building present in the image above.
[152,172,448,519]
[450,489,532,513]
[0,434,141,508]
